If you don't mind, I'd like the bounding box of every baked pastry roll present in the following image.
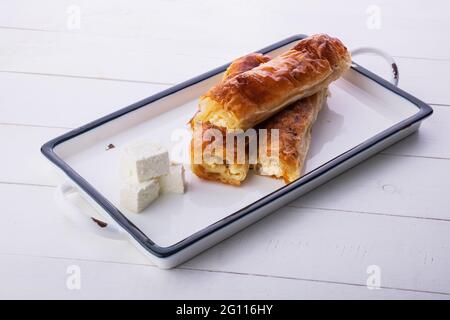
[223,54,328,183]
[190,53,270,185]
[191,34,350,130]
[256,89,327,183]
[190,122,251,185]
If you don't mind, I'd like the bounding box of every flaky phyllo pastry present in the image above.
[255,89,327,183]
[190,122,253,186]
[191,34,351,131]
[190,54,269,185]
[190,34,351,185]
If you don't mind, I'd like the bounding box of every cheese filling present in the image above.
[257,156,283,177]
[202,162,247,181]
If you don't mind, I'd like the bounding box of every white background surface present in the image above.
[0,0,449,299]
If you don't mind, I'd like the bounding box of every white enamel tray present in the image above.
[42,35,432,269]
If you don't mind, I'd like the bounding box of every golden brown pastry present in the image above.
[190,53,270,185]
[221,55,327,183]
[191,34,350,130]
[190,122,251,186]
[256,89,327,183]
[223,53,327,183]
[222,53,271,81]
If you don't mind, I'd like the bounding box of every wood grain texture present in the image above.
[0,0,449,60]
[1,0,449,299]
[354,56,450,106]
[0,73,168,128]
[1,254,445,299]
[0,125,66,186]
[1,32,448,105]
[2,183,450,295]
[290,152,450,220]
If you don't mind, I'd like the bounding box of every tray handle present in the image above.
[351,47,399,86]
[55,183,127,240]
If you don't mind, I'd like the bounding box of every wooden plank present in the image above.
[353,55,450,106]
[0,0,449,60]
[0,28,223,86]
[185,206,450,295]
[290,152,450,220]
[1,254,445,299]
[0,124,67,186]
[0,183,151,265]
[0,72,168,128]
[1,183,450,294]
[1,31,449,105]
[383,105,450,159]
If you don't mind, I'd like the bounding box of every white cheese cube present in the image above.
[159,164,185,194]
[121,140,170,182]
[120,179,160,213]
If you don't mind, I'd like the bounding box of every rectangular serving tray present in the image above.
[42,34,433,269]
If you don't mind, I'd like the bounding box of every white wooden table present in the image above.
[1,0,449,299]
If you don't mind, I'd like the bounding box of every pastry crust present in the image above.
[256,89,327,183]
[222,53,271,81]
[190,122,250,185]
[192,34,350,130]
[190,53,271,185]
